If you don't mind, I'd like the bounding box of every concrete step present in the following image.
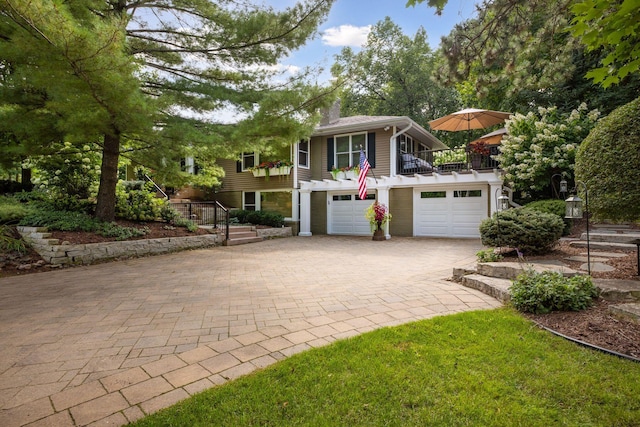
[609,303,640,324]
[17,226,48,233]
[223,236,263,246]
[582,231,640,244]
[229,226,254,233]
[477,261,579,280]
[461,274,512,303]
[594,279,640,302]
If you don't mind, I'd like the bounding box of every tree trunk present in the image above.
[21,168,33,191]
[95,130,120,222]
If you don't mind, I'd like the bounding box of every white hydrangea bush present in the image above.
[497,103,600,193]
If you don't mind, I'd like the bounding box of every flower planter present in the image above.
[372,228,385,241]
[334,170,358,180]
[251,166,292,178]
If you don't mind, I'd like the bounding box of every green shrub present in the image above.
[510,270,598,314]
[0,197,30,224]
[173,216,198,232]
[230,210,284,227]
[0,225,27,254]
[476,248,503,263]
[479,207,563,255]
[115,181,166,221]
[525,199,572,235]
[576,97,640,222]
[19,208,98,231]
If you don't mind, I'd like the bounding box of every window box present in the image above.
[333,170,358,180]
[251,165,292,178]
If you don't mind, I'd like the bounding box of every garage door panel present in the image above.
[329,194,372,235]
[415,187,487,238]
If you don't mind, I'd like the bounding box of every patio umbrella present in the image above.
[428,108,512,133]
[469,127,507,145]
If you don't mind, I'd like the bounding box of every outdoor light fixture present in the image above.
[497,192,510,212]
[565,181,591,275]
[551,173,568,199]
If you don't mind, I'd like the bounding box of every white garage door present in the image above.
[328,193,375,235]
[414,187,487,238]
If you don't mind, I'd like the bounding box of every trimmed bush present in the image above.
[510,270,598,314]
[525,199,572,235]
[115,181,166,221]
[479,207,563,255]
[576,97,640,221]
[230,210,284,227]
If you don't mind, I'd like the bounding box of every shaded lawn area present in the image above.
[131,308,640,426]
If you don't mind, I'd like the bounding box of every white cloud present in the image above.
[321,25,371,47]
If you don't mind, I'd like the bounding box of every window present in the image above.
[335,133,366,169]
[181,157,200,175]
[399,134,415,153]
[298,140,309,168]
[241,152,256,171]
[244,192,256,211]
[421,191,446,199]
[454,190,482,198]
[356,193,376,201]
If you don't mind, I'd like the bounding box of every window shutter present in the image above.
[367,132,376,168]
[327,137,334,171]
[236,160,242,173]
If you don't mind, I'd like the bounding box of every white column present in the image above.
[377,185,391,239]
[298,189,312,236]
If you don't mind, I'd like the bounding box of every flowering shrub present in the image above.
[28,141,101,212]
[365,201,392,232]
[496,103,599,195]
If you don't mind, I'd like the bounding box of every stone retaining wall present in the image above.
[18,226,220,266]
[256,227,292,239]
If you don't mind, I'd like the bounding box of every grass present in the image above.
[131,308,640,426]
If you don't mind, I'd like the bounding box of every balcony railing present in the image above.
[398,146,500,176]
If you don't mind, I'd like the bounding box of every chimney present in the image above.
[320,99,341,125]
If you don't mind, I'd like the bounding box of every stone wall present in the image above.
[18,226,220,266]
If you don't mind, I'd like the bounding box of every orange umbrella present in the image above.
[429,108,512,132]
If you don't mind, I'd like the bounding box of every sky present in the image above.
[276,0,478,82]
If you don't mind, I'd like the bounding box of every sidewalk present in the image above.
[0,236,501,426]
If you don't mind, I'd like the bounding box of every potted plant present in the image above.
[365,201,392,241]
[331,165,360,180]
[248,160,293,180]
[469,141,490,169]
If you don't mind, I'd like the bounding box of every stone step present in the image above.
[229,226,254,233]
[609,303,640,324]
[569,240,636,250]
[461,274,512,303]
[477,261,579,280]
[582,231,640,244]
[223,236,263,246]
[16,226,48,233]
[228,231,259,239]
[594,279,640,302]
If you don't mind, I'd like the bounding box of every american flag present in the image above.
[358,149,371,200]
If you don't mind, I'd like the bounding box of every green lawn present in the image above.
[131,308,640,426]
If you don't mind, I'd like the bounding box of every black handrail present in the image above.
[397,146,500,175]
[170,201,229,242]
[144,174,169,199]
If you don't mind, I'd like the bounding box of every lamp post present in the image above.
[565,181,590,275]
[495,188,510,251]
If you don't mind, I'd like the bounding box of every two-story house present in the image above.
[214,107,504,239]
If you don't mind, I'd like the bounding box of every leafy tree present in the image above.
[575,97,640,222]
[331,17,461,139]
[0,0,336,221]
[408,0,640,114]
[569,0,640,87]
[497,103,599,198]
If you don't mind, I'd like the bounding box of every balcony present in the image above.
[398,146,500,176]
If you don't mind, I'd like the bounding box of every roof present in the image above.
[312,115,448,150]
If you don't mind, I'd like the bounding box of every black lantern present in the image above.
[497,193,510,212]
[565,182,590,275]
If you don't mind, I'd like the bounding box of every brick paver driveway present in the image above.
[0,236,501,426]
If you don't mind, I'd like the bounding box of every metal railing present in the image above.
[144,174,169,199]
[398,146,500,175]
[171,201,229,241]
